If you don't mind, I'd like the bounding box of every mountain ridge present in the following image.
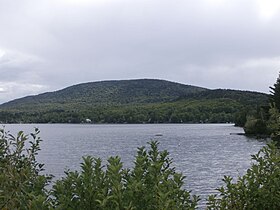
[0,79,208,107]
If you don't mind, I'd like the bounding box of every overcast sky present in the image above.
[0,0,280,103]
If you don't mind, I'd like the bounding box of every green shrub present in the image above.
[207,143,280,210]
[267,106,280,143]
[244,116,268,135]
[51,141,199,210]
[0,128,52,210]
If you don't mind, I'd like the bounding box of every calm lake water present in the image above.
[3,123,267,207]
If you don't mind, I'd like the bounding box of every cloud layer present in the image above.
[0,0,280,103]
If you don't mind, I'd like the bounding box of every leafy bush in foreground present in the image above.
[0,128,52,210]
[52,141,199,210]
[207,143,280,210]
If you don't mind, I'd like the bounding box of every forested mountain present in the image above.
[1,79,206,108]
[0,79,268,124]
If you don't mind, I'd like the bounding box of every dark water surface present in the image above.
[3,123,266,207]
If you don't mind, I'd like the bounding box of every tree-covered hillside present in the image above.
[0,79,268,124]
[1,79,206,108]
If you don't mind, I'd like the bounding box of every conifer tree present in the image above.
[270,72,280,110]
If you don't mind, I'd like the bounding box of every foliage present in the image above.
[270,73,280,111]
[234,110,246,127]
[0,128,52,209]
[243,116,268,135]
[51,141,199,210]
[267,105,280,142]
[207,143,280,210]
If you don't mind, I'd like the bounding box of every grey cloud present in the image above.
[0,82,48,103]
[0,0,280,103]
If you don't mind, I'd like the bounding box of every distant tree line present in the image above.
[0,98,265,124]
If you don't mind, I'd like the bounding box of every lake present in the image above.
[2,123,267,207]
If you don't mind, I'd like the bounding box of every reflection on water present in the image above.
[3,123,267,208]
